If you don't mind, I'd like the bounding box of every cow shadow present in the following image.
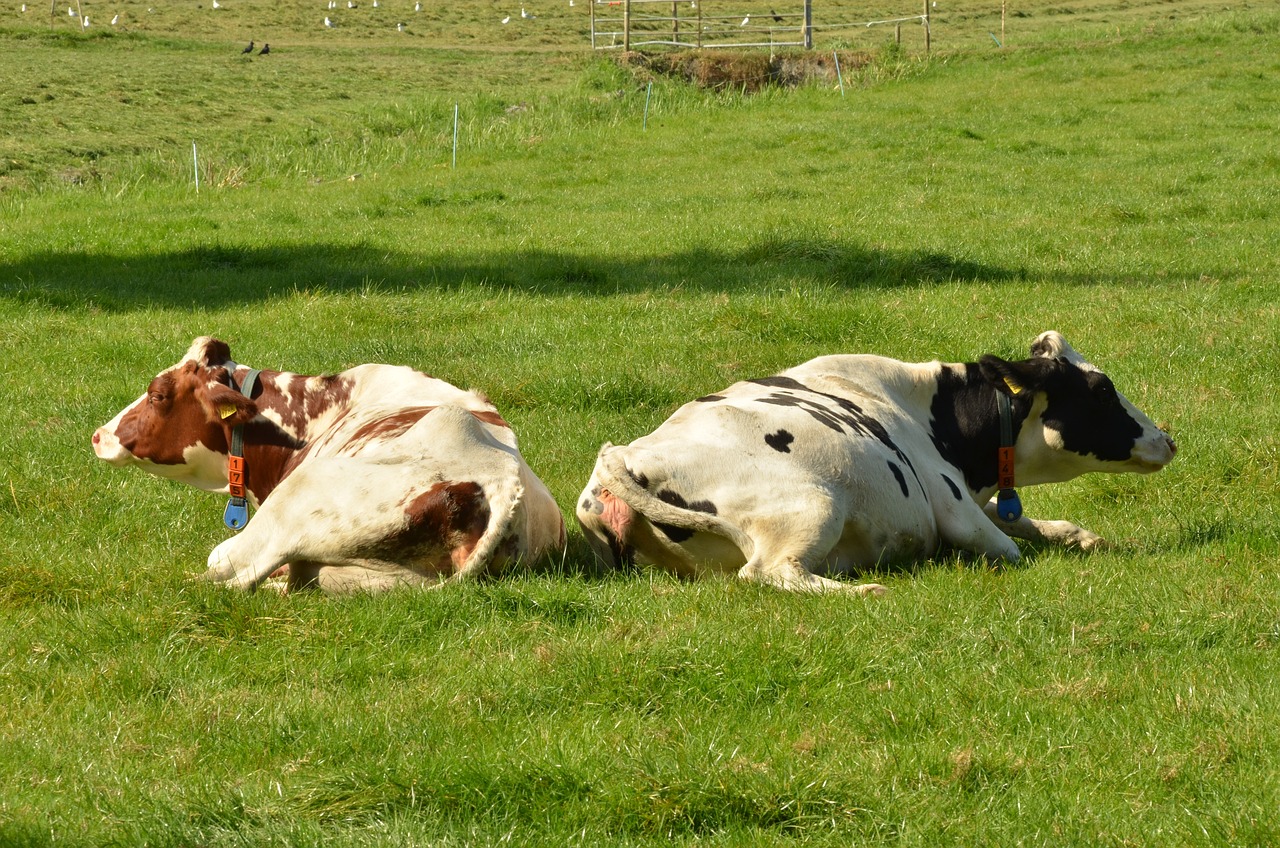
[0,241,1024,310]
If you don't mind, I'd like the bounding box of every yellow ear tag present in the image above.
[1003,376,1024,395]
[218,403,238,420]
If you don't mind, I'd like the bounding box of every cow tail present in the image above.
[595,445,756,559]
[451,474,524,584]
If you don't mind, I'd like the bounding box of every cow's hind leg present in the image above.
[738,555,887,595]
[734,510,887,595]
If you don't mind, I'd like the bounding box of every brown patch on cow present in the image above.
[194,337,233,367]
[112,365,228,466]
[396,481,490,576]
[351,407,434,445]
[349,406,509,450]
[471,409,509,428]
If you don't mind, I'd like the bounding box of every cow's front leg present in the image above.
[202,525,291,591]
[934,497,1022,563]
[982,502,1108,551]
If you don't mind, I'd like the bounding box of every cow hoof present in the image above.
[205,541,238,583]
[853,582,889,597]
[1076,533,1110,552]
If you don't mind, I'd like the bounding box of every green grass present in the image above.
[2,2,1279,844]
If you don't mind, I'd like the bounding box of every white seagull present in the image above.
[324,15,332,25]
[82,14,89,25]
[347,1,354,8]
[521,6,534,18]
[68,6,75,16]
[501,14,509,22]
[212,0,220,8]
[740,14,749,25]
[396,21,403,30]
[414,1,420,10]
[111,13,118,23]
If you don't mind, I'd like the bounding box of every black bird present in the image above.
[770,8,783,22]
[241,40,254,53]
[259,43,270,55]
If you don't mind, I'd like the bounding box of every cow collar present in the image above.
[995,388,1023,522]
[222,365,261,531]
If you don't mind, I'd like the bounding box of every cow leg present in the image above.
[933,498,1022,563]
[982,503,1108,551]
[734,509,887,595]
[203,531,291,591]
[738,555,887,595]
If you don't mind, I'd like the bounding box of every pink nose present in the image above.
[92,430,101,445]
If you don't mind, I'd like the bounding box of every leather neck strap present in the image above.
[995,391,1023,522]
[223,367,261,531]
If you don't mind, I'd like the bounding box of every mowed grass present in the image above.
[2,2,1279,845]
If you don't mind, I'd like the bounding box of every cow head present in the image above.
[92,337,258,493]
[977,331,1176,485]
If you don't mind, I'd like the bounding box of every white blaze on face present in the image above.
[92,396,145,465]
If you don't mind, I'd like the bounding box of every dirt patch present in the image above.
[616,49,873,92]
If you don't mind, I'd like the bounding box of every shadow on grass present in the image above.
[0,240,1027,310]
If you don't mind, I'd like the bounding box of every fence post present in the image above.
[623,0,630,51]
[589,0,595,48]
[803,0,812,48]
[672,0,678,45]
[923,0,930,53]
[696,0,702,47]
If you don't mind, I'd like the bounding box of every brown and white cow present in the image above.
[577,332,1176,594]
[93,337,566,593]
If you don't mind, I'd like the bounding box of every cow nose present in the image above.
[92,430,101,446]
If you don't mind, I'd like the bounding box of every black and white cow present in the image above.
[577,332,1176,593]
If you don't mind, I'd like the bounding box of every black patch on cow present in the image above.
[764,429,794,453]
[941,474,963,501]
[696,393,725,403]
[887,462,909,498]
[656,489,718,515]
[654,522,694,542]
[598,523,635,568]
[652,489,717,544]
[930,357,1143,492]
[929,362,1027,493]
[1042,368,1143,462]
[751,376,807,390]
[626,467,650,490]
[749,375,925,497]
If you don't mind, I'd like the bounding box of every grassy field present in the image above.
[2,1,1279,844]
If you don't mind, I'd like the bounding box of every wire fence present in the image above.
[590,0,930,51]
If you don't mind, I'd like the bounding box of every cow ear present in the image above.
[979,355,1047,397]
[203,383,257,427]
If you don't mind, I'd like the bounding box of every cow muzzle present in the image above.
[1132,430,1177,472]
[92,427,133,466]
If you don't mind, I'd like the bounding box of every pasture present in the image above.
[1,1,1278,844]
